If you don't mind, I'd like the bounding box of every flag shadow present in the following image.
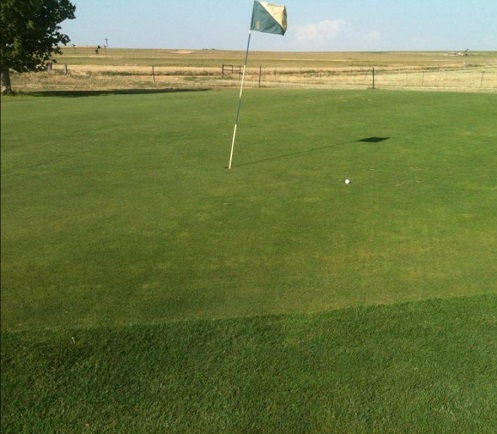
[234,137,390,168]
[357,136,390,143]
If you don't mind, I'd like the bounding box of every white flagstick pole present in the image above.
[228,30,252,169]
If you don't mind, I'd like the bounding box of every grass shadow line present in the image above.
[234,137,390,168]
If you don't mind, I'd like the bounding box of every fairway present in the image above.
[2,89,497,432]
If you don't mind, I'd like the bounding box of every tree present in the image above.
[0,0,76,94]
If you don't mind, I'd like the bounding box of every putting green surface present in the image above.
[2,89,496,331]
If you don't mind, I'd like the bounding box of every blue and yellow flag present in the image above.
[250,1,287,36]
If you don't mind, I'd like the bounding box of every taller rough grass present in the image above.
[2,90,497,332]
[2,295,497,433]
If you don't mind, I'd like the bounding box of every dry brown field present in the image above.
[11,47,497,93]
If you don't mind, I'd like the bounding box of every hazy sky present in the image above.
[61,0,497,52]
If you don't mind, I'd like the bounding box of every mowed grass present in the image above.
[2,89,497,432]
[2,296,496,433]
[2,89,496,330]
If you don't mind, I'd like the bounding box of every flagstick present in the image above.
[228,30,252,169]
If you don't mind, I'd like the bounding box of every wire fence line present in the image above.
[240,65,497,91]
[12,63,497,92]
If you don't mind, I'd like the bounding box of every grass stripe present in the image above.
[2,294,496,433]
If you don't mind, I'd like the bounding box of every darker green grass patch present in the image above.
[2,294,497,433]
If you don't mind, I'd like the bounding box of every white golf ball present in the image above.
[345,179,351,184]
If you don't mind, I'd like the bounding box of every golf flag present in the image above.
[228,1,287,169]
[251,1,287,35]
